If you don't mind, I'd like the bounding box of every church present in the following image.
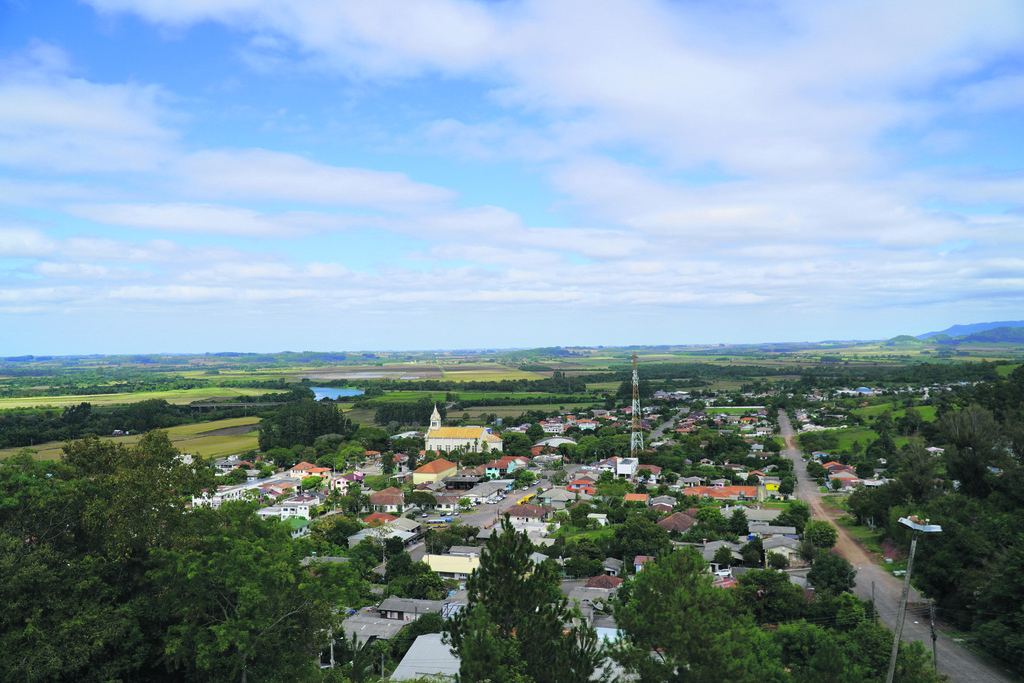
[425,405,504,454]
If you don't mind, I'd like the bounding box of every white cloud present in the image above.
[178,149,454,206]
[68,202,366,238]
[0,227,58,258]
[0,45,176,173]
[33,262,154,280]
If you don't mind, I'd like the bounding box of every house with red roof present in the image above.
[363,512,398,525]
[369,487,405,513]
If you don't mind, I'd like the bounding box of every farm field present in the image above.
[0,416,260,462]
[0,387,269,409]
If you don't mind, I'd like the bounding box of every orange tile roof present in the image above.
[415,459,457,474]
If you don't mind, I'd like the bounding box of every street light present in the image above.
[885,516,942,683]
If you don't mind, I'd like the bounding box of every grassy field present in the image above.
[0,387,269,410]
[852,404,938,422]
[0,416,260,462]
[804,427,921,453]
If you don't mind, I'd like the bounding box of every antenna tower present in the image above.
[630,351,644,457]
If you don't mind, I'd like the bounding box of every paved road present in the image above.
[649,405,690,440]
[778,411,1011,683]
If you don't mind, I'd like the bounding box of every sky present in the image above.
[1,0,1022,355]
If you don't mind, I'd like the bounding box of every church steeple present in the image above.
[430,404,441,431]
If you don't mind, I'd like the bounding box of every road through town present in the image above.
[778,411,1011,683]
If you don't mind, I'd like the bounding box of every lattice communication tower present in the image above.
[630,351,644,457]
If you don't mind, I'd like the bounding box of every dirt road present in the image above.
[778,411,1011,683]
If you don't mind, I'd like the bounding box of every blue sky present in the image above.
[1,0,1022,355]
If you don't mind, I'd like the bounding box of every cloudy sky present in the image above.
[1,0,1022,355]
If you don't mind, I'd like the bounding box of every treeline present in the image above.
[453,394,593,409]
[0,371,317,399]
[359,370,587,394]
[257,400,359,451]
[373,398,447,427]
[578,362,801,384]
[0,387,312,450]
[0,399,252,450]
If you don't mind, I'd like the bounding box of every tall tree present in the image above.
[447,517,604,683]
[151,502,352,683]
[611,548,762,682]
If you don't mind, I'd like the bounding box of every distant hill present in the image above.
[958,326,1024,344]
[917,321,1024,340]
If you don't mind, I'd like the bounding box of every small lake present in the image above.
[311,387,364,400]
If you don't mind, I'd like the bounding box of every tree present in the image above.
[151,501,357,683]
[611,515,671,560]
[501,432,532,459]
[526,424,545,443]
[611,549,761,682]
[804,520,838,549]
[737,568,807,625]
[776,500,811,534]
[407,490,438,511]
[729,508,749,536]
[713,545,734,568]
[807,552,855,595]
[767,551,790,570]
[447,517,604,683]
[302,475,323,491]
[227,466,248,484]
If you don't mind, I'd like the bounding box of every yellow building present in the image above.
[423,553,480,580]
[412,458,458,485]
[425,405,503,454]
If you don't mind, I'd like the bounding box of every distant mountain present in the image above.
[917,321,1024,340]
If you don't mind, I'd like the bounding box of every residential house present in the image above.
[363,512,398,525]
[424,553,480,581]
[633,556,656,572]
[603,557,624,576]
[585,574,624,590]
[505,504,551,525]
[538,487,577,510]
[616,457,639,480]
[376,597,445,622]
[369,487,405,513]
[763,536,803,565]
[567,480,597,495]
[657,511,697,533]
[623,493,649,505]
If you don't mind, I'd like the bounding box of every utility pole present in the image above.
[885,516,942,683]
[929,602,938,673]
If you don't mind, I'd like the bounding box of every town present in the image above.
[5,337,1022,682]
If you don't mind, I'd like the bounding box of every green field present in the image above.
[852,404,938,422]
[0,387,269,410]
[804,426,920,453]
[0,416,260,462]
